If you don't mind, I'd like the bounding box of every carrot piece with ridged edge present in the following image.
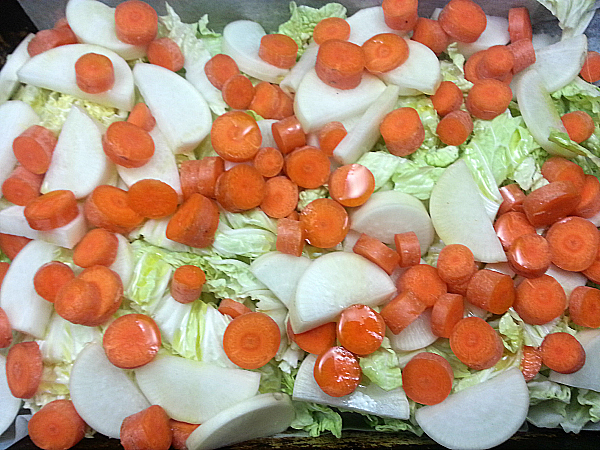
[33,261,75,303]
[402,352,454,405]
[28,399,86,450]
[103,313,161,369]
[450,316,504,370]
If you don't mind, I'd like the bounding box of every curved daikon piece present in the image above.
[549,329,600,391]
[456,16,510,59]
[0,355,22,436]
[110,234,135,290]
[346,6,406,46]
[280,43,318,94]
[0,33,34,103]
[17,43,135,111]
[256,119,278,148]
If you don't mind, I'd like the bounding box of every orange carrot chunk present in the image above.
[28,399,86,450]
[84,185,144,235]
[12,125,57,175]
[313,346,361,397]
[127,102,156,132]
[436,244,477,285]
[1,166,44,206]
[466,78,513,120]
[436,109,473,146]
[574,174,600,219]
[6,341,43,398]
[561,110,595,144]
[260,176,298,219]
[0,262,8,286]
[284,145,331,189]
[337,304,385,357]
[520,345,542,382]
[507,38,536,74]
[221,74,255,110]
[380,107,425,157]
[438,0,487,43]
[466,269,515,315]
[300,198,349,249]
[166,193,220,248]
[317,121,347,156]
[569,286,600,328]
[542,156,586,191]
[522,181,581,228]
[215,164,266,212]
[24,190,79,231]
[223,311,280,369]
[170,265,206,304]
[362,33,409,74]
[211,111,262,162]
[259,34,298,69]
[288,320,337,355]
[272,115,307,155]
[253,146,284,178]
[248,82,282,119]
[0,233,31,260]
[179,157,225,200]
[147,37,184,72]
[394,231,421,267]
[328,164,375,207]
[431,80,463,117]
[464,50,486,83]
[450,316,504,370]
[33,261,75,303]
[498,183,526,215]
[508,7,533,42]
[396,264,447,308]
[431,292,464,338]
[381,0,419,32]
[580,51,600,83]
[402,352,454,405]
[546,216,600,272]
[103,313,161,369]
[476,45,515,81]
[77,265,123,326]
[0,306,12,348]
[276,217,305,257]
[75,52,115,94]
[127,178,179,219]
[353,233,400,275]
[540,332,586,374]
[204,53,240,90]
[114,0,158,46]
[513,274,567,325]
[120,405,172,450]
[54,277,103,326]
[494,211,536,250]
[380,290,427,334]
[312,17,351,45]
[582,244,600,284]
[27,27,78,57]
[73,228,119,268]
[411,17,450,56]
[169,420,199,450]
[315,39,365,90]
[218,298,251,319]
[507,233,552,278]
[103,121,155,168]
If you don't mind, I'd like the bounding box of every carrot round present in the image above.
[114,0,158,46]
[248,82,283,119]
[431,81,463,117]
[580,51,600,83]
[328,163,375,207]
[103,121,155,168]
[381,0,418,32]
[394,231,421,267]
[380,107,425,157]
[120,405,172,450]
[253,146,284,178]
[574,174,600,219]
[73,228,119,268]
[337,304,385,356]
[582,244,600,284]
[299,198,349,249]
[85,185,144,234]
[127,178,179,219]
[402,352,454,405]
[215,164,266,212]
[259,33,298,69]
[498,183,526,216]
[24,189,79,231]
[272,115,307,155]
[27,27,78,57]
[223,311,280,370]
[0,306,12,348]
[506,233,552,278]
[1,166,43,206]
[542,156,586,191]
[287,320,336,355]
[0,233,31,260]
[147,37,184,72]
[169,420,199,450]
[166,193,220,248]
[78,265,123,326]
[103,313,161,369]
[438,0,487,43]
[12,125,57,175]
[74,52,115,94]
[127,102,156,132]
[380,290,427,334]
[411,18,450,56]
[284,145,330,189]
[353,233,400,275]
[221,74,255,110]
[466,269,515,315]
[317,121,347,156]
[396,264,447,308]
[276,217,305,257]
[520,345,542,382]
[211,111,262,162]
[6,341,43,398]
[54,277,102,326]
[218,298,251,319]
[0,262,8,286]
[508,7,533,42]
[180,157,225,200]
[561,111,595,144]
[513,274,567,325]
[260,176,298,219]
[436,109,473,146]
[476,45,514,81]
[464,50,486,84]
[540,332,586,374]
[361,33,409,74]
[313,346,361,397]
[431,292,464,338]
[312,17,351,45]
[522,181,581,228]
[507,38,536,74]
[272,86,294,120]
[569,286,600,328]
[315,39,365,90]
[546,216,600,272]
[466,78,513,121]
[436,244,477,285]
[170,265,205,304]
[28,399,86,450]
[204,53,240,90]
[450,316,504,370]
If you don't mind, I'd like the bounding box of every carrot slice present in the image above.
[272,88,294,120]
[24,189,78,231]
[507,38,536,74]
[582,244,600,284]
[103,121,155,168]
[313,346,361,397]
[204,53,240,90]
[287,320,336,355]
[223,311,280,370]
[0,233,32,260]
[85,185,144,234]
[580,51,600,83]
[0,306,12,349]
[380,290,427,334]
[78,265,123,326]
[569,286,600,328]
[114,0,158,46]
[147,37,184,72]
[166,193,220,248]
[497,183,526,216]
[466,78,513,120]
[431,293,464,338]
[6,341,43,398]
[362,33,409,74]
[170,265,205,304]
[436,244,477,285]
[221,74,255,110]
[28,400,86,450]
[284,145,330,189]
[120,405,172,450]
[328,163,375,207]
[396,264,447,308]
[215,164,266,212]
[27,27,78,57]
[507,233,552,278]
[522,181,581,228]
[218,298,251,319]
[260,176,298,219]
[127,178,179,219]
[75,52,115,94]
[0,262,8,286]
[380,107,425,157]
[466,269,515,314]
[211,111,262,162]
[381,0,418,32]
[103,313,161,369]
[546,216,600,272]
[513,274,567,325]
[272,115,307,155]
[179,157,225,200]
[1,166,43,206]
[259,34,298,69]
[574,174,600,219]
[13,125,57,175]
[337,304,385,357]
[317,121,347,156]
[253,146,284,178]
[431,81,463,117]
[248,82,281,119]
[276,217,305,257]
[394,231,421,267]
[169,420,199,450]
[411,17,450,55]
[540,332,586,374]
[520,345,542,382]
[127,102,156,132]
[54,277,103,326]
[299,198,349,249]
[312,17,351,45]
[494,211,536,251]
[402,352,454,405]
[438,0,487,43]
[73,228,119,268]
[476,45,514,81]
[353,233,400,275]
[450,316,504,370]
[464,50,486,84]
[508,7,533,42]
[561,110,595,144]
[33,261,75,303]
[315,39,365,90]
[436,109,473,146]
[541,156,586,191]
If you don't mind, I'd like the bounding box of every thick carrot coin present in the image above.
[507,233,552,278]
[166,193,220,248]
[337,304,385,356]
[127,102,155,132]
[520,345,542,382]
[0,262,7,286]
[313,346,361,397]
[574,174,600,218]
[120,405,172,450]
[103,313,161,369]
[522,181,581,228]
[260,176,298,219]
[54,277,103,326]
[180,157,225,200]
[312,17,351,45]
[73,228,119,268]
[329,164,375,208]
[464,50,486,83]
[248,82,282,119]
[394,231,421,267]
[85,185,144,234]
[223,311,280,370]
[380,290,427,334]
[103,121,155,168]
[353,233,400,275]
[498,183,526,215]
[170,265,205,304]
[476,45,514,81]
[561,111,595,144]
[259,33,298,69]
[1,166,44,206]
[288,320,337,355]
[494,211,536,251]
[28,399,86,450]
[0,233,31,260]
[147,37,184,72]
[317,121,347,156]
[253,146,284,178]
[272,115,306,155]
[541,156,586,191]
[402,352,454,405]
[507,38,536,74]
[381,0,418,31]
[569,286,600,328]
[411,17,450,55]
[540,332,586,374]
[204,53,240,90]
[24,189,79,231]
[211,111,262,162]
[508,7,533,42]
[218,298,251,319]
[396,264,447,308]
[580,51,600,83]
[27,27,78,57]
[78,265,123,326]
[431,293,464,338]
[221,74,255,110]
[582,244,600,284]
[272,87,294,120]
[300,198,349,249]
[114,0,158,46]
[362,33,409,74]
[431,81,463,117]
[284,145,330,189]
[315,39,365,90]
[546,216,600,272]
[513,274,567,325]
[169,420,199,450]
[466,78,513,120]
[450,316,504,370]
[13,125,57,174]
[436,244,476,285]
[215,164,266,212]
[276,217,305,257]
[127,178,179,219]
[0,306,12,348]
[438,0,487,43]
[380,107,425,157]
[75,52,115,94]
[466,269,515,314]
[34,261,75,303]
[436,109,473,146]
[6,341,43,398]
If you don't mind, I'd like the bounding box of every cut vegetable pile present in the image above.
[2,0,600,449]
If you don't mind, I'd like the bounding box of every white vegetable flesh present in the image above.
[0,355,22,436]
[387,309,438,352]
[346,6,406,46]
[456,16,510,58]
[0,33,34,103]
[549,330,600,391]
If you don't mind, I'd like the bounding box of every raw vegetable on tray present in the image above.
[1,0,600,449]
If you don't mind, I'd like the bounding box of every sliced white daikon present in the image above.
[333,84,399,165]
[388,309,438,352]
[0,33,34,103]
[110,234,135,290]
[0,240,58,338]
[416,368,529,450]
[221,20,289,83]
[342,229,362,252]
[294,69,386,132]
[349,190,434,255]
[484,262,516,277]
[346,6,405,46]
[429,160,506,263]
[290,252,395,333]
[250,251,312,308]
[184,55,227,116]
[257,119,278,149]
[65,0,147,60]
[0,100,39,189]
[549,329,600,391]
[42,105,116,198]
[18,43,135,111]
[380,39,442,96]
[133,63,212,154]
[116,126,183,200]
[280,43,318,94]
[293,354,410,419]
[513,67,574,158]
[532,33,560,50]
[70,342,150,439]
[0,355,22,436]
[135,354,260,424]
[0,205,88,249]
[456,16,510,58]
[186,393,294,450]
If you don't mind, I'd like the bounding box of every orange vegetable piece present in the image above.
[513,274,567,325]
[394,231,421,267]
[102,121,155,168]
[522,181,581,228]
[476,45,514,81]
[466,269,515,314]
[221,74,255,110]
[542,156,586,191]
[313,346,361,397]
[253,146,284,178]
[317,121,347,156]
[272,115,307,155]
[436,109,473,146]
[450,316,504,370]
[431,81,463,117]
[259,33,298,69]
[431,292,464,338]
[218,298,251,319]
[12,125,57,175]
[33,261,75,303]
[466,78,513,120]
[284,145,330,189]
[546,216,600,272]
[27,27,77,57]
[74,52,115,94]
[179,156,225,200]
[0,306,12,348]
[114,0,158,46]
[276,217,305,257]
[287,320,336,355]
[411,17,450,55]
[1,166,43,206]
[147,37,184,72]
[166,193,219,248]
[436,244,477,285]
[381,0,418,32]
[380,107,425,157]
[127,102,155,132]
[574,174,600,219]
[54,277,103,326]
[507,38,536,74]
[315,39,365,90]
[498,183,526,216]
[580,51,600,83]
[204,53,240,90]
[362,33,409,74]
[353,233,400,275]
[569,286,600,328]
[540,332,586,374]
[561,110,595,144]
[402,352,454,405]
[337,304,385,356]
[396,264,447,308]
[438,0,487,43]
[520,345,542,382]
[120,405,172,450]
[170,265,205,304]
[73,228,119,268]
[6,341,43,398]
[127,178,179,219]
[299,198,349,249]
[211,111,262,162]
[24,189,79,231]
[78,265,123,326]
[28,400,86,450]
[103,313,161,369]
[215,164,266,212]
[328,163,375,207]
[506,233,552,278]
[0,233,31,260]
[508,7,533,42]
[85,185,144,234]
[380,290,427,334]
[312,17,351,45]
[169,420,199,450]
[494,210,536,250]
[260,176,298,219]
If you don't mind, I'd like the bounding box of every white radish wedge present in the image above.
[184,55,228,116]
[0,355,22,436]
[293,354,410,419]
[429,160,506,263]
[42,105,117,199]
[388,309,438,352]
[65,0,147,60]
[416,368,529,450]
[280,43,318,94]
[134,353,261,424]
[346,6,406,46]
[349,190,434,255]
[18,43,135,111]
[110,234,135,290]
[257,119,278,149]
[186,393,294,450]
[290,252,395,333]
[333,84,399,165]
[0,101,39,189]
[0,240,58,338]
[69,342,151,439]
[0,33,34,103]
[294,69,386,132]
[221,20,289,83]
[380,39,442,96]
[456,16,510,59]
[250,251,312,308]
[133,63,212,154]
[549,329,600,391]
